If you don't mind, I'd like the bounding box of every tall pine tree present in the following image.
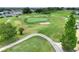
[61,12,77,51]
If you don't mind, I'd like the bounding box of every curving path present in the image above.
[74,29,79,51]
[0,33,63,52]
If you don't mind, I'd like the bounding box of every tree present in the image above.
[18,27,24,35]
[35,8,50,14]
[35,8,43,13]
[0,23,17,41]
[61,12,77,51]
[23,8,32,14]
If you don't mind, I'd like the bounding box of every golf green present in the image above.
[26,18,48,23]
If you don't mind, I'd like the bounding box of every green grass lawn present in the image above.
[0,10,71,41]
[0,10,72,51]
[25,10,71,42]
[38,17,65,42]
[4,36,55,52]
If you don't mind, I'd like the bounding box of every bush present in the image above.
[0,23,17,41]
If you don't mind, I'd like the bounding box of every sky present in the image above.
[0,0,79,7]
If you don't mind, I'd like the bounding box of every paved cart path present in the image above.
[0,33,63,52]
[74,30,79,51]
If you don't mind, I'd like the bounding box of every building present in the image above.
[0,8,23,17]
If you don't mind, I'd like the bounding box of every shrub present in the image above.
[0,23,17,41]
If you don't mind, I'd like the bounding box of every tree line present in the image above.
[0,7,79,14]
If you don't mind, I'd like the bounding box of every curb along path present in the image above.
[0,33,63,52]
